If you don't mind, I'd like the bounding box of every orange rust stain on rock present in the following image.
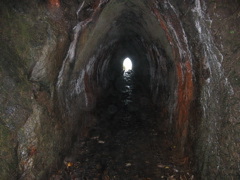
[49,0,60,7]
[92,0,101,9]
[176,60,193,148]
[91,0,107,22]
[28,146,37,157]
[151,6,179,60]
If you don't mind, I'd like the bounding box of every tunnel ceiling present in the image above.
[72,0,174,66]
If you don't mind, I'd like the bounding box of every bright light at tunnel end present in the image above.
[123,57,133,72]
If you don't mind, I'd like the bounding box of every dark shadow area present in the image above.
[50,37,193,179]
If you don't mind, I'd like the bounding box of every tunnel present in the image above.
[0,0,239,179]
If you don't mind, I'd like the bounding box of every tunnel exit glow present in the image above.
[123,57,132,72]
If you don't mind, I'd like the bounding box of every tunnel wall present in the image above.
[169,0,240,178]
[149,1,240,178]
[149,0,195,154]
[191,1,240,178]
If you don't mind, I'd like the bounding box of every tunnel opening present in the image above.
[123,57,133,72]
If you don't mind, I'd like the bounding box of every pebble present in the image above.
[125,163,132,167]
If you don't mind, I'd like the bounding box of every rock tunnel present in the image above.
[0,0,239,179]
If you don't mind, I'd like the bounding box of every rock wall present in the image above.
[0,0,78,179]
[194,1,240,179]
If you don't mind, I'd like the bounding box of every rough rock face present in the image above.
[0,0,77,179]
[194,1,240,178]
[0,0,239,179]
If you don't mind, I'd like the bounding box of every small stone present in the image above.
[125,163,131,167]
[167,175,176,180]
[157,164,165,168]
[91,136,99,140]
[173,168,179,172]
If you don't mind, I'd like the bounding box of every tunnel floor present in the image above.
[51,71,194,180]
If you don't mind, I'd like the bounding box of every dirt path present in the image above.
[50,71,194,180]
